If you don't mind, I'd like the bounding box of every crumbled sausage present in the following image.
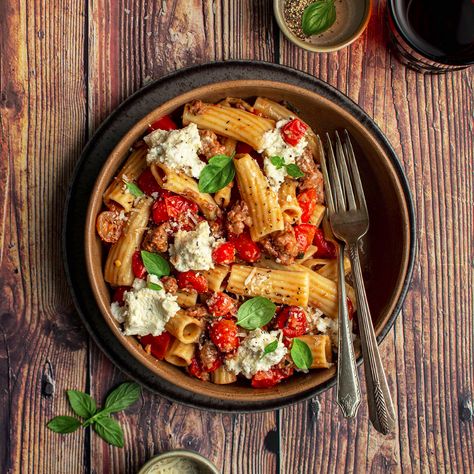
[160,276,178,294]
[183,304,208,319]
[209,217,225,239]
[142,222,171,253]
[297,147,324,203]
[199,341,220,371]
[199,130,226,159]
[260,223,300,265]
[187,99,207,115]
[226,200,252,236]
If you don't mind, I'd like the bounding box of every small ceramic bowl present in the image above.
[137,450,220,474]
[274,0,372,53]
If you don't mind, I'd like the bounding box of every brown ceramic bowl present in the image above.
[85,79,412,407]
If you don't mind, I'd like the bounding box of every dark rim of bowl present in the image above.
[63,60,416,412]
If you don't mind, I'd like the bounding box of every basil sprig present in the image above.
[290,339,313,370]
[47,382,141,448]
[141,250,170,278]
[237,296,276,330]
[263,340,278,355]
[198,155,235,193]
[147,281,162,291]
[126,182,144,198]
[269,156,305,179]
[302,0,336,36]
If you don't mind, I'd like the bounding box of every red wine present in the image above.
[390,0,474,69]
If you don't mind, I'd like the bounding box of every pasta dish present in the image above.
[96,96,356,388]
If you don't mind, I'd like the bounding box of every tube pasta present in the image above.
[214,182,233,208]
[234,153,284,240]
[296,335,333,368]
[201,265,230,292]
[222,136,237,155]
[278,180,302,224]
[227,264,309,306]
[150,163,219,220]
[211,366,237,384]
[175,290,198,308]
[104,196,152,286]
[103,147,148,211]
[164,339,195,367]
[183,102,275,151]
[308,204,326,227]
[316,257,351,281]
[165,311,204,344]
[298,245,319,263]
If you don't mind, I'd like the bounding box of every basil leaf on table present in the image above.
[103,382,141,414]
[270,156,285,169]
[302,0,336,36]
[237,297,276,330]
[263,340,279,355]
[67,390,97,419]
[47,416,82,434]
[126,182,144,198]
[286,163,305,178]
[198,155,235,193]
[141,251,170,278]
[290,339,313,370]
[94,417,124,448]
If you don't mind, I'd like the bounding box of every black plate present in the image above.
[63,60,415,412]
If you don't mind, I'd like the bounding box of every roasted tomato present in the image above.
[212,241,236,265]
[294,224,317,253]
[313,228,337,258]
[275,306,308,338]
[147,115,177,132]
[207,292,237,317]
[187,357,209,381]
[96,210,125,244]
[251,366,294,388]
[231,231,261,263]
[297,188,317,223]
[112,286,130,305]
[151,199,169,224]
[177,271,208,293]
[152,194,199,228]
[136,168,162,196]
[140,332,171,360]
[132,250,147,279]
[209,319,240,353]
[235,141,262,162]
[281,118,307,146]
[199,341,222,372]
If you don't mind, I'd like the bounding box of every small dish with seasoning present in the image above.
[137,450,220,474]
[274,0,372,53]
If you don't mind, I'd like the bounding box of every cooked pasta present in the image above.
[175,290,198,308]
[165,311,204,344]
[201,265,230,292]
[278,179,302,224]
[297,335,333,368]
[212,366,238,384]
[164,339,195,367]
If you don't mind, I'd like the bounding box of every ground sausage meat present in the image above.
[160,276,178,294]
[225,200,252,236]
[209,217,225,239]
[142,222,171,253]
[187,99,207,116]
[260,222,300,265]
[199,130,226,159]
[297,147,324,203]
[183,304,208,319]
[199,341,221,371]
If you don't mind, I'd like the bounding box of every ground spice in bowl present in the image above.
[283,0,315,40]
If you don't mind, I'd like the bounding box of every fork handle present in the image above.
[347,241,396,434]
[336,242,361,418]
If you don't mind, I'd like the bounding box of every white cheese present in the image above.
[110,302,125,324]
[225,329,287,379]
[169,221,216,272]
[144,122,205,178]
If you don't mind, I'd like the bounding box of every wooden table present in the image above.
[1,1,473,472]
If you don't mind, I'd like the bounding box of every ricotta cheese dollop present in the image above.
[144,122,205,179]
[225,329,287,379]
[169,221,217,272]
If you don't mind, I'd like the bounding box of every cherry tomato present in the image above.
[140,332,171,360]
[209,319,240,353]
[187,357,210,381]
[313,228,337,258]
[212,241,236,265]
[132,250,147,279]
[177,271,208,293]
[207,292,237,317]
[136,168,162,196]
[231,231,261,263]
[112,286,130,305]
[148,115,177,132]
[151,200,169,224]
[297,188,317,223]
[281,118,308,146]
[294,224,317,253]
[275,306,308,338]
[251,367,294,388]
[165,195,199,219]
[96,211,125,243]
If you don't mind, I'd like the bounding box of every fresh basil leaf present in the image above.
[290,339,313,370]
[94,417,124,448]
[237,297,276,330]
[140,251,170,278]
[103,382,141,414]
[126,182,144,198]
[263,340,278,355]
[302,0,336,36]
[285,163,305,178]
[198,155,235,193]
[147,281,162,291]
[270,156,285,169]
[47,416,81,434]
[66,390,97,419]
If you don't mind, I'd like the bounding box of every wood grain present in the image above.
[0,0,472,473]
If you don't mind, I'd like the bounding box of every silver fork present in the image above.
[318,130,396,435]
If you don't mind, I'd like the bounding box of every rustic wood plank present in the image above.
[0,1,88,473]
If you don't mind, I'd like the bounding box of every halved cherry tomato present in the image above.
[151,199,169,224]
[251,366,294,388]
[165,195,199,219]
[275,306,308,338]
[132,250,147,279]
[313,228,337,258]
[140,332,171,360]
[148,115,177,132]
[96,211,125,244]
[294,224,317,253]
[281,118,307,146]
[177,271,208,293]
[112,286,130,305]
[231,231,261,263]
[209,319,240,353]
[297,188,317,223]
[207,292,237,317]
[212,241,236,265]
[187,357,209,381]
[136,168,162,196]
